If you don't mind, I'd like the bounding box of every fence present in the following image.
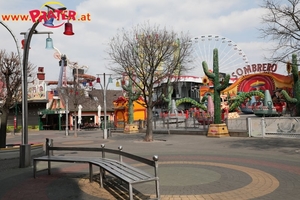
[153,115,300,138]
[152,116,246,131]
[249,117,300,138]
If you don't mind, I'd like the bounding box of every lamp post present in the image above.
[20,24,54,168]
[19,5,74,168]
[96,73,113,139]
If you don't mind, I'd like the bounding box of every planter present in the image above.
[207,123,230,138]
[124,124,139,134]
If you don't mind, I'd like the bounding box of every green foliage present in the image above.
[280,54,300,116]
[122,79,141,124]
[6,126,22,133]
[176,97,207,111]
[30,125,37,129]
[228,91,264,112]
[281,90,297,103]
[162,85,173,111]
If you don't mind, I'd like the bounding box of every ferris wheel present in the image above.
[190,34,249,77]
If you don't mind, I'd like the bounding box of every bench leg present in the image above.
[99,167,103,188]
[129,183,133,200]
[89,163,93,182]
[155,179,160,199]
[47,161,51,175]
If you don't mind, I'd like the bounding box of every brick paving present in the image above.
[1,130,300,199]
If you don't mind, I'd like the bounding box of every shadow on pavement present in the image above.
[220,137,300,154]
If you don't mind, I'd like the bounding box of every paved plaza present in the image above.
[1,129,300,200]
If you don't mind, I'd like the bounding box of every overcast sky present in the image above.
[0,0,287,89]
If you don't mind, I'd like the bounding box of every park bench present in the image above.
[33,138,160,200]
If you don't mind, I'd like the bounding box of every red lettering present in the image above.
[47,10,57,20]
[252,64,257,73]
[243,65,252,75]
[38,11,48,23]
[231,72,238,79]
[19,15,29,21]
[55,10,63,20]
[263,63,267,71]
[257,64,262,72]
[236,68,243,76]
[68,10,76,20]
[258,64,262,72]
[231,63,278,78]
[272,64,277,72]
[29,10,40,22]
[61,10,68,20]
[1,14,10,21]
[9,15,20,21]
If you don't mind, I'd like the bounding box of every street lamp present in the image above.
[20,27,54,168]
[19,5,74,168]
[96,73,113,139]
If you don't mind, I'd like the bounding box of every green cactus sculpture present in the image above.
[229,91,264,112]
[162,80,173,112]
[176,97,207,111]
[122,77,141,124]
[202,48,230,124]
[280,54,300,116]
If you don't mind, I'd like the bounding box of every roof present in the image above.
[59,89,123,112]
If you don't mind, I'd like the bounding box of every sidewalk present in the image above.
[1,130,300,199]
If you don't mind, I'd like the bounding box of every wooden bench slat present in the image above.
[34,156,94,162]
[91,159,154,183]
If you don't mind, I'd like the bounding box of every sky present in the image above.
[0,0,287,90]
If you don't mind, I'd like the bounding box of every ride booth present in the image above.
[113,96,147,130]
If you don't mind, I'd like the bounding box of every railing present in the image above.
[153,114,300,139]
[249,117,300,138]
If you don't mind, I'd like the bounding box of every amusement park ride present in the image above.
[168,34,297,127]
[46,48,95,88]
[35,34,299,133]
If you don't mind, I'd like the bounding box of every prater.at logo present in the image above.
[29,1,77,28]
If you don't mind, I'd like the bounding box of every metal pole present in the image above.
[103,73,107,139]
[261,117,265,138]
[20,22,39,168]
[65,98,69,136]
[19,22,54,167]
[60,54,69,136]
[74,67,78,137]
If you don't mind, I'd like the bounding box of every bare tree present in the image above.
[0,50,35,148]
[260,0,300,62]
[58,70,90,137]
[107,22,193,141]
